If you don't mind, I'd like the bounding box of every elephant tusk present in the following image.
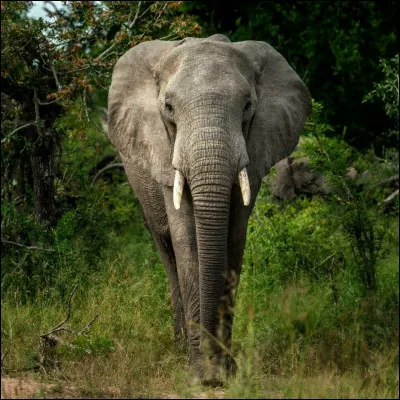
[173,169,185,210]
[238,167,251,206]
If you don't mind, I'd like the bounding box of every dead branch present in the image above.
[381,189,399,205]
[39,285,100,371]
[79,314,100,335]
[90,163,125,186]
[41,284,99,338]
[1,239,56,253]
[42,284,78,336]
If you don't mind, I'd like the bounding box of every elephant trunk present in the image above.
[187,128,235,357]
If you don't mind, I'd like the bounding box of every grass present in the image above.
[2,240,399,398]
[1,194,399,398]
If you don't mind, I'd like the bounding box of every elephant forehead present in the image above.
[163,39,253,77]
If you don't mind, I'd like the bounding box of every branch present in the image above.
[95,42,118,61]
[51,64,61,90]
[138,2,154,19]
[33,88,43,135]
[79,314,100,335]
[1,239,56,253]
[381,189,399,205]
[129,1,142,28]
[90,163,125,186]
[38,95,65,106]
[2,121,38,138]
[153,2,169,27]
[42,284,78,336]
[371,175,399,189]
[81,89,90,123]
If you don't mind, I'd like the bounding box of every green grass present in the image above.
[2,179,399,398]
[2,221,398,398]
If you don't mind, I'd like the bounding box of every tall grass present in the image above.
[1,193,398,398]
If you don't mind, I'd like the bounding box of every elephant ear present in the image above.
[233,41,311,183]
[108,40,178,187]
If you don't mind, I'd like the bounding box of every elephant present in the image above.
[108,33,311,384]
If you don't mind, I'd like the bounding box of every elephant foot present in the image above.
[190,354,237,386]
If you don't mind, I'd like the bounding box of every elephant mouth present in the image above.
[173,167,250,210]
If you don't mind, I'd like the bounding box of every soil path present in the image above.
[1,375,225,399]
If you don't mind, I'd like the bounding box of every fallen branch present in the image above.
[39,285,100,371]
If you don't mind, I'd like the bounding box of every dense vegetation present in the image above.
[1,1,398,398]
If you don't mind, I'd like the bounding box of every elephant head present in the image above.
[108,34,311,381]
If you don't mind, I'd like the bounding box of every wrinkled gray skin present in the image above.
[108,34,311,384]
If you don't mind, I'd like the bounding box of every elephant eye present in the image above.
[165,100,173,113]
[244,99,252,111]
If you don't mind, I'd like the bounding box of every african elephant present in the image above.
[108,34,311,384]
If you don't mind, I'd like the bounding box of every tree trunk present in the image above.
[30,132,57,227]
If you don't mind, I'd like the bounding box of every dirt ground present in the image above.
[1,375,225,399]
[1,376,72,399]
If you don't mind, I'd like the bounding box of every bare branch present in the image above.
[91,163,125,186]
[79,314,100,335]
[38,95,65,106]
[43,284,78,336]
[129,1,142,28]
[95,42,118,61]
[153,2,169,26]
[47,327,80,335]
[2,121,38,139]
[381,189,399,205]
[138,2,154,19]
[1,239,56,253]
[51,64,61,90]
[371,175,399,189]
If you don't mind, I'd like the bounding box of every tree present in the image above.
[1,0,201,230]
[182,1,398,151]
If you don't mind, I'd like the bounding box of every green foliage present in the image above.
[363,54,399,130]
[245,194,347,287]
[183,1,398,149]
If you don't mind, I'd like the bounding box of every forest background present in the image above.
[1,1,398,398]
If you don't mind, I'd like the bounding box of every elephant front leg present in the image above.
[162,186,202,366]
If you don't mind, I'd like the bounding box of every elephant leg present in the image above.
[122,162,186,345]
[151,231,187,346]
[162,186,201,367]
[220,183,259,374]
